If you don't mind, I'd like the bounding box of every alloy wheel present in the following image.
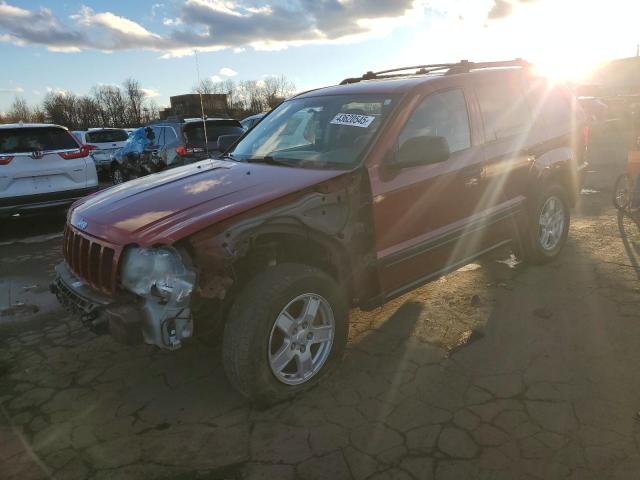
[538,195,566,251]
[268,293,335,385]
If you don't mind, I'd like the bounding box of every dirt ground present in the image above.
[1,174,640,479]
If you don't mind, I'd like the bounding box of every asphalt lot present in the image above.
[1,172,640,479]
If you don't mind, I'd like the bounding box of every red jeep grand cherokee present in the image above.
[52,60,587,403]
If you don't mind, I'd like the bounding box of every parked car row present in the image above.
[0,112,263,217]
[109,117,245,184]
[49,59,588,404]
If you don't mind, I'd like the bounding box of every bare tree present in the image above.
[5,97,32,123]
[262,75,295,109]
[123,78,145,127]
[192,75,296,117]
[92,85,127,127]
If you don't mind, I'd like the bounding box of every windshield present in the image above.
[86,129,128,143]
[229,94,397,168]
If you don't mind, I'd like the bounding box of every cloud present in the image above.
[0,0,420,56]
[140,88,160,97]
[219,67,237,77]
[210,75,223,82]
[487,0,539,20]
[488,0,513,19]
[46,86,68,96]
[0,86,24,94]
[0,2,87,52]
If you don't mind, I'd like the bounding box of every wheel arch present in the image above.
[530,146,581,207]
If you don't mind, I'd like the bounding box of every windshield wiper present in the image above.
[244,155,291,166]
[220,152,239,162]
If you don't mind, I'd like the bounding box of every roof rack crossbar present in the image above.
[339,58,530,85]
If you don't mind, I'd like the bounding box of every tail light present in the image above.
[59,145,92,160]
[85,144,97,151]
[0,155,13,165]
[175,145,205,156]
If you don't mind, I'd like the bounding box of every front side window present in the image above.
[229,94,397,169]
[399,89,471,155]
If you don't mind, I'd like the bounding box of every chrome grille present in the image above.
[63,225,120,296]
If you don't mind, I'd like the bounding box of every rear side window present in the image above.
[399,89,471,154]
[0,127,78,154]
[85,129,128,143]
[184,121,245,144]
[477,81,532,141]
[525,81,577,134]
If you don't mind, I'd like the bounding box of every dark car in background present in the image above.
[240,112,267,130]
[110,117,244,184]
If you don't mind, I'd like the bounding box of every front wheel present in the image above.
[111,164,127,185]
[517,184,570,264]
[613,174,633,211]
[222,263,348,405]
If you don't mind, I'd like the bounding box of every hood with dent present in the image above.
[69,159,348,247]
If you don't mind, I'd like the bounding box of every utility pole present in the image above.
[194,49,209,157]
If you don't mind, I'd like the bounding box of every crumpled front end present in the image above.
[52,227,197,350]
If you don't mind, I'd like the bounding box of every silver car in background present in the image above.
[72,128,129,176]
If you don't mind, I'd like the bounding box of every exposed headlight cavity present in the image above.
[120,247,196,305]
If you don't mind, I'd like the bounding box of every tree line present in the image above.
[193,75,296,118]
[0,75,297,130]
[0,79,160,130]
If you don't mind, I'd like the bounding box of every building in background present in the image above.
[159,94,229,119]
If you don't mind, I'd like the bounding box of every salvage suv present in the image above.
[52,60,587,403]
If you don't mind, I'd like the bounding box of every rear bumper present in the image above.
[0,186,98,216]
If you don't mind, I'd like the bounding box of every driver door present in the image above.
[369,87,488,298]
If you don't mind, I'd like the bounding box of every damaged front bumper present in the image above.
[51,262,194,350]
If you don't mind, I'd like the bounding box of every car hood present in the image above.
[69,159,349,246]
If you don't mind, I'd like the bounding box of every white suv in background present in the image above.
[72,128,129,176]
[0,124,99,217]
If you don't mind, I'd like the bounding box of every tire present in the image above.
[222,263,349,405]
[613,174,633,211]
[517,184,570,265]
[111,164,126,185]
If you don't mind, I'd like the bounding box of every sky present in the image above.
[1,0,640,112]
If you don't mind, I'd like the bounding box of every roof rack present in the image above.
[339,59,530,85]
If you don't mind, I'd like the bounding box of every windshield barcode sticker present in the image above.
[330,113,376,128]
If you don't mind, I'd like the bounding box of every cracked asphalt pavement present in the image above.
[1,177,640,479]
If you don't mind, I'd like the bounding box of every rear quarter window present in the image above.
[85,129,129,143]
[525,81,577,135]
[477,81,532,141]
[0,127,78,154]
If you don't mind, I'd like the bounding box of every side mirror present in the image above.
[217,134,241,152]
[393,135,450,168]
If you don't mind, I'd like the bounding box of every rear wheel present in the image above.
[222,263,348,405]
[613,174,633,211]
[517,184,570,264]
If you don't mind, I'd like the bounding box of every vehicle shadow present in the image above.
[617,209,640,280]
